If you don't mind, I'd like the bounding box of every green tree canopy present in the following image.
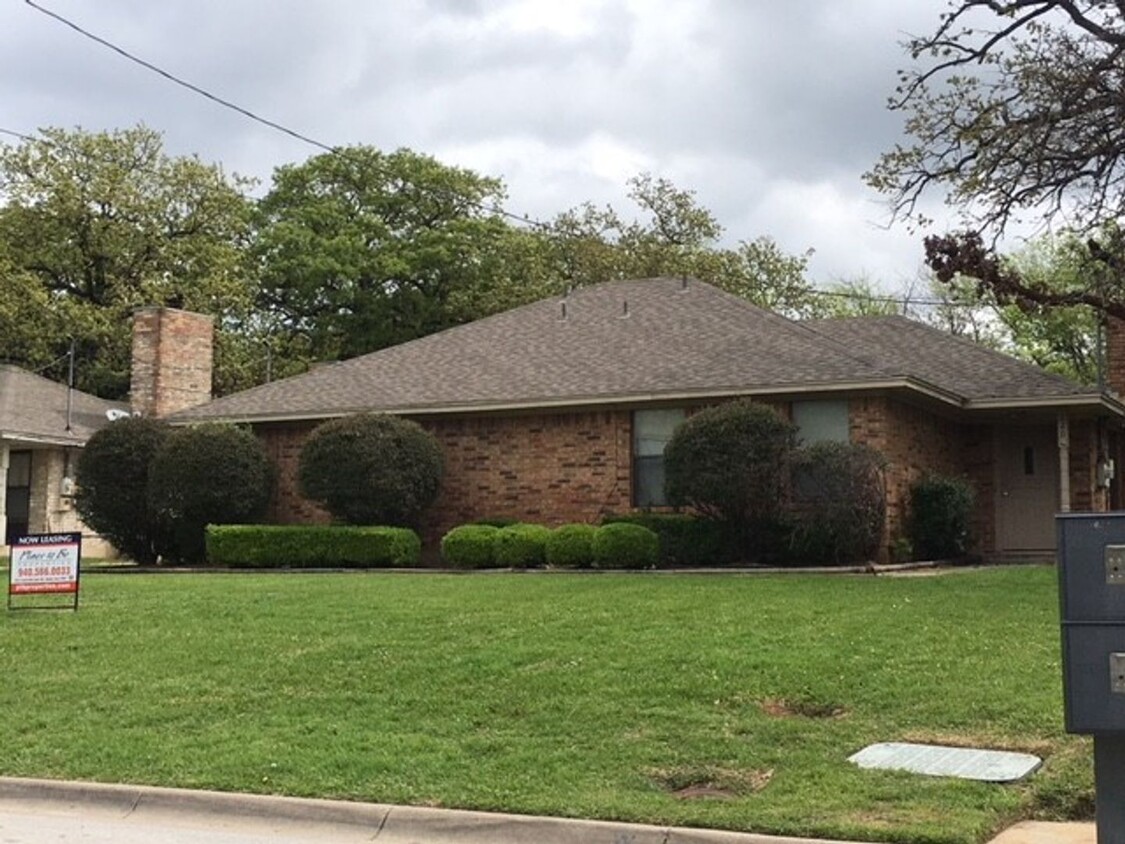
[0,125,257,397]
[540,175,815,315]
[254,146,522,362]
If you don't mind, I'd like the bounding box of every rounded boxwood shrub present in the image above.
[602,513,729,567]
[788,442,887,566]
[909,474,975,560]
[299,413,443,527]
[545,524,597,568]
[592,523,660,569]
[493,523,552,568]
[664,400,795,560]
[441,524,499,568]
[148,423,274,563]
[75,416,171,565]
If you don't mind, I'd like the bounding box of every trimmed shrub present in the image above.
[472,517,521,528]
[298,413,443,527]
[664,400,795,561]
[75,416,171,565]
[787,442,887,566]
[206,525,421,568]
[591,523,660,569]
[493,523,552,568]
[545,524,597,568]
[602,513,729,567]
[441,524,499,568]
[148,424,273,563]
[910,474,975,560]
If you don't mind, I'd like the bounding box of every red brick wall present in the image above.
[131,307,214,417]
[256,421,332,525]
[1069,418,1110,513]
[419,411,632,541]
[1107,317,1125,399]
[849,396,993,556]
[255,409,633,546]
[256,397,1004,559]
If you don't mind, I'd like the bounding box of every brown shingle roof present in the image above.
[807,315,1090,400]
[172,278,1098,423]
[0,365,126,445]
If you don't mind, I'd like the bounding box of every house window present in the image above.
[792,400,849,444]
[633,408,685,507]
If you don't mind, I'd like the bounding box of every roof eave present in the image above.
[965,392,1125,416]
[1,430,88,447]
[169,377,954,426]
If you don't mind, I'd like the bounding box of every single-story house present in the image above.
[0,364,123,555]
[141,278,1125,560]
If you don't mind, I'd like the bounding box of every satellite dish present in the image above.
[105,409,130,421]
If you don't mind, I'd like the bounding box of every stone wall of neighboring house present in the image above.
[27,447,115,558]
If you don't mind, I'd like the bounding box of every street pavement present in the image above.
[0,776,1097,844]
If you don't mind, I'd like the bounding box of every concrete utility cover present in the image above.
[848,742,1041,782]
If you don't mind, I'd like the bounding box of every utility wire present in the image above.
[0,127,39,143]
[21,0,553,232]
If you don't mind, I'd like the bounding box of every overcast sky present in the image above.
[1,0,954,291]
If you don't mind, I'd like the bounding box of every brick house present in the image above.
[0,364,124,556]
[143,278,1125,560]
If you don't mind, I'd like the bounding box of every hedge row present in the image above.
[206,525,421,568]
[601,513,730,566]
[441,522,659,569]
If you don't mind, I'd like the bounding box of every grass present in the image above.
[0,566,1090,843]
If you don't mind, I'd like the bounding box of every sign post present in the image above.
[8,532,82,611]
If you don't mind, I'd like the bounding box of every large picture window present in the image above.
[792,400,849,445]
[633,408,685,507]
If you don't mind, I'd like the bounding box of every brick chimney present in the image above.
[130,307,214,417]
[1107,316,1125,398]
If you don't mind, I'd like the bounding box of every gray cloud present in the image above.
[0,0,955,288]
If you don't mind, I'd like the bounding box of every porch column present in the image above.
[0,440,8,546]
[1058,413,1071,513]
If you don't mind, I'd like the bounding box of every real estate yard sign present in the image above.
[8,532,81,611]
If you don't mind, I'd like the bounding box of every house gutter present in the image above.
[167,377,959,426]
[0,431,88,448]
[967,392,1125,417]
[166,377,1118,429]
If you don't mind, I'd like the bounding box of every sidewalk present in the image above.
[0,776,1096,844]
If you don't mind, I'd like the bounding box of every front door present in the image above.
[995,427,1058,553]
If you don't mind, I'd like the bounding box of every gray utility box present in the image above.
[1058,513,1125,734]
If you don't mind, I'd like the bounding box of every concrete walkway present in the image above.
[0,776,1096,844]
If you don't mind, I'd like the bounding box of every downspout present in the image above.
[1058,413,1071,513]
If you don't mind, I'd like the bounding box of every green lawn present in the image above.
[0,567,1090,844]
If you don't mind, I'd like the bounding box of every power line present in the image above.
[21,0,553,232]
[0,127,39,143]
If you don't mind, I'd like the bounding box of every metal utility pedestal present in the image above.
[1095,735,1125,842]
[1057,515,1125,844]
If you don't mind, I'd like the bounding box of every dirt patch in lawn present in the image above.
[759,697,848,719]
[650,765,774,800]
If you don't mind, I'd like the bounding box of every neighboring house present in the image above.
[0,364,124,555]
[144,278,1125,561]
